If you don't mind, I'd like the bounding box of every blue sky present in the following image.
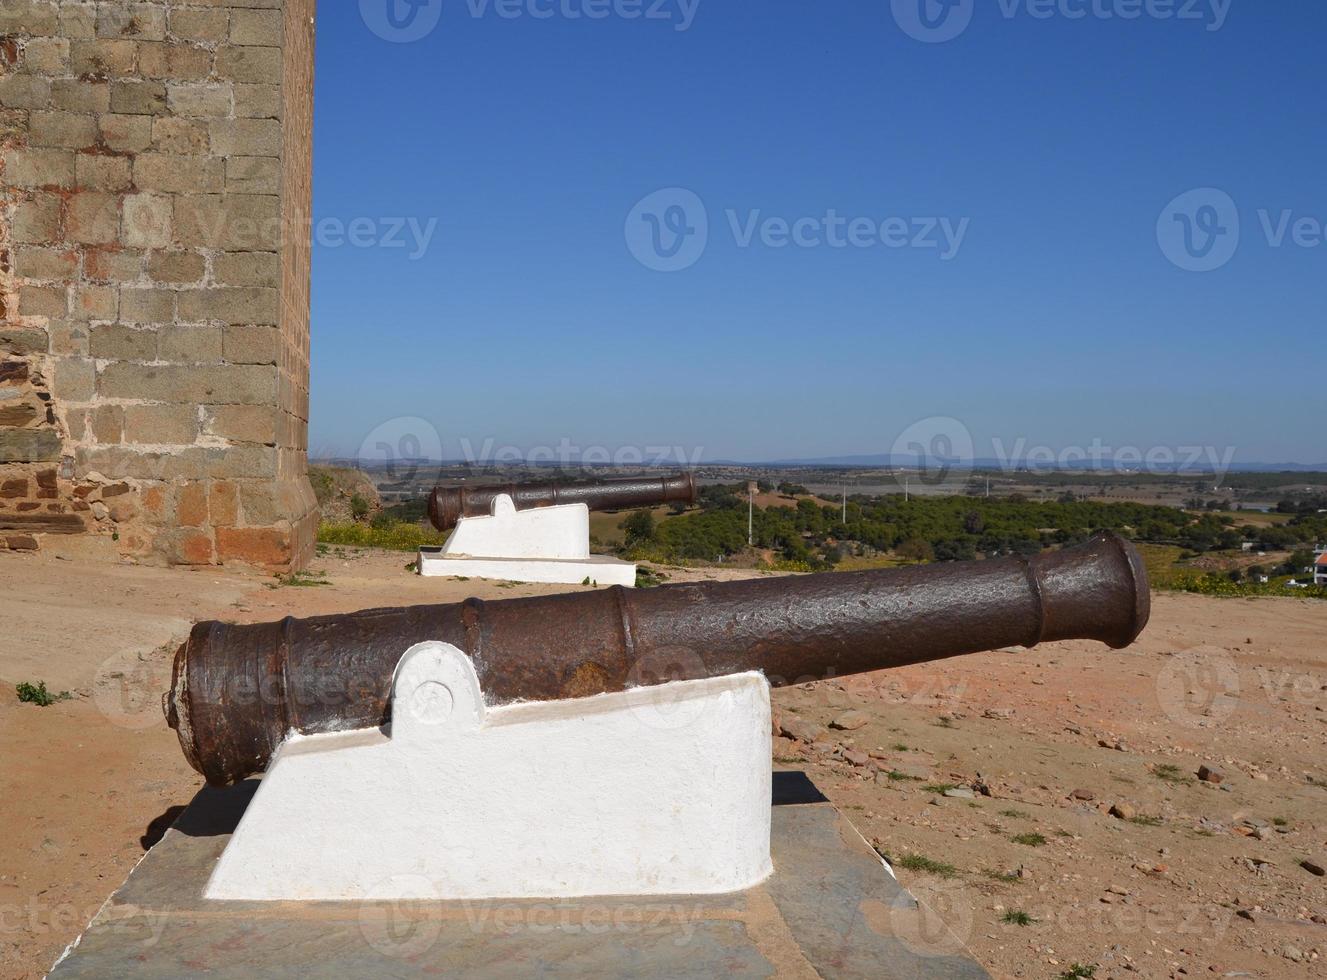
[309,1,1325,467]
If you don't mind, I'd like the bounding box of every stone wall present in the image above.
[0,0,317,569]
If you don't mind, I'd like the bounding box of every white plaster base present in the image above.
[420,494,637,586]
[205,642,773,901]
[417,550,638,587]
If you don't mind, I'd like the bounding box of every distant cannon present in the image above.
[165,532,1150,786]
[427,473,698,531]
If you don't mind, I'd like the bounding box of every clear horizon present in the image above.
[308,2,1325,468]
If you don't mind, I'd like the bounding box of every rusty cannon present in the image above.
[426,472,698,531]
[166,532,1149,786]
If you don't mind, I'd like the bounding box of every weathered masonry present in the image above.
[1,0,317,569]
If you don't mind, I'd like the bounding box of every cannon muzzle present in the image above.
[167,532,1149,786]
[427,473,698,530]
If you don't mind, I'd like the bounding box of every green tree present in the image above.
[621,509,656,546]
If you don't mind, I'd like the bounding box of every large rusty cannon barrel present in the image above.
[166,532,1149,786]
[427,472,698,530]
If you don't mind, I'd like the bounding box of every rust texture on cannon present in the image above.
[426,473,698,530]
[166,532,1149,786]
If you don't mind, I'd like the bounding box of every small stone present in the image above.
[843,749,870,767]
[1283,946,1304,963]
[1197,765,1224,784]
[1300,857,1326,877]
[779,718,825,744]
[1070,788,1095,801]
[1236,909,1256,922]
[829,710,869,731]
[983,707,1015,720]
[943,787,975,799]
[1109,802,1136,820]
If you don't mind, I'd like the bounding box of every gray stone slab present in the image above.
[50,771,988,979]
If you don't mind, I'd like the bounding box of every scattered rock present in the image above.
[1197,765,1224,784]
[943,787,975,800]
[983,707,1015,720]
[1282,946,1304,963]
[1109,802,1136,820]
[1300,856,1326,877]
[779,718,826,743]
[843,749,870,767]
[1070,788,1095,801]
[829,710,869,731]
[1236,909,1257,922]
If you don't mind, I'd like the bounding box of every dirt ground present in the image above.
[1,541,1323,979]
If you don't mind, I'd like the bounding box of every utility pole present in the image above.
[747,480,756,547]
[905,475,909,502]
[841,481,847,524]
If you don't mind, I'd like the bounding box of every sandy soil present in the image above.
[1,542,1323,979]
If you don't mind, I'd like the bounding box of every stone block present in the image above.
[122,192,172,247]
[234,83,278,118]
[207,118,280,157]
[90,404,124,444]
[209,445,276,478]
[53,358,94,402]
[95,3,166,41]
[3,147,74,188]
[169,8,229,42]
[98,362,277,405]
[0,429,61,463]
[216,524,291,567]
[58,3,96,39]
[177,286,278,324]
[70,39,137,77]
[0,328,49,356]
[12,194,62,243]
[90,323,156,360]
[122,404,199,445]
[147,250,205,284]
[29,110,98,148]
[209,480,240,525]
[230,8,282,45]
[167,82,232,118]
[51,79,109,113]
[118,287,175,324]
[98,113,152,152]
[222,324,278,364]
[0,0,59,35]
[13,246,78,280]
[213,250,278,287]
[136,41,212,80]
[158,325,222,363]
[19,284,67,317]
[22,36,70,71]
[66,191,120,243]
[110,80,168,115]
[154,527,215,565]
[85,247,144,282]
[215,45,280,84]
[174,195,281,250]
[225,155,279,193]
[177,481,208,526]
[205,404,276,444]
[73,283,118,319]
[0,75,51,110]
[132,153,223,194]
[151,116,208,153]
[75,152,132,191]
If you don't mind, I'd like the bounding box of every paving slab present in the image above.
[49,771,989,979]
